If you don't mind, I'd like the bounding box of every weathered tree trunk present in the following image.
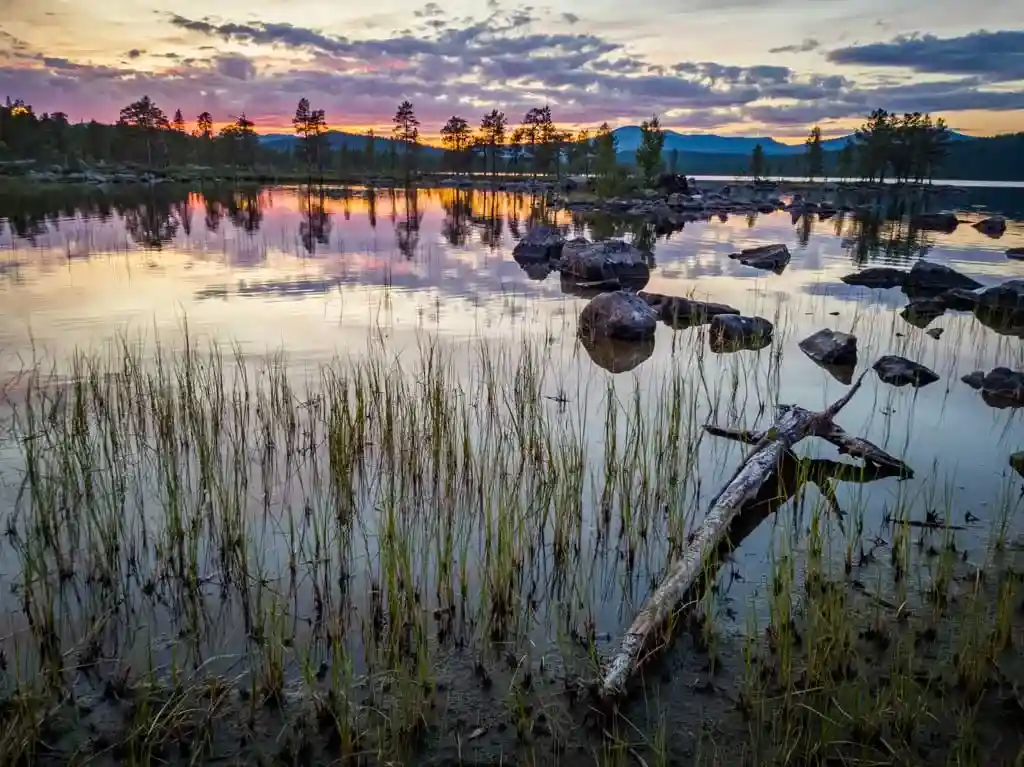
[597,372,909,701]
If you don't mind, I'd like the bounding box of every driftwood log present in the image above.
[597,371,912,700]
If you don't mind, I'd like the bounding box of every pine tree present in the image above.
[636,114,665,184]
[805,126,824,180]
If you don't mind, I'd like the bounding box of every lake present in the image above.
[1,181,1023,764]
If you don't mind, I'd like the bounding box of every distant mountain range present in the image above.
[259,126,976,157]
[260,131,443,158]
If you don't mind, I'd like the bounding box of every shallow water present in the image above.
[1,182,1023,709]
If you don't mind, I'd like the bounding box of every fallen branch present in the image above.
[597,372,912,701]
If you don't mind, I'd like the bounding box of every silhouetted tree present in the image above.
[293,98,329,178]
[477,110,507,177]
[392,101,420,182]
[750,143,766,181]
[118,95,169,166]
[836,140,855,181]
[440,115,472,174]
[805,125,824,180]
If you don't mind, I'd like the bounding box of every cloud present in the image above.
[828,30,1024,82]
[4,8,1021,135]
[769,38,820,54]
[562,13,580,24]
[215,53,256,81]
[127,48,143,59]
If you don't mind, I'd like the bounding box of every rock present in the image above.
[798,329,858,366]
[912,212,959,232]
[709,314,774,352]
[513,226,565,262]
[872,355,939,388]
[975,279,1024,312]
[638,291,739,329]
[900,298,945,328]
[938,288,981,311]
[1007,247,1024,260]
[962,368,1024,406]
[961,371,986,389]
[557,239,651,288]
[579,334,655,374]
[728,243,791,273]
[841,267,908,289]
[578,290,658,341]
[1011,452,1024,478]
[903,261,982,295]
[973,216,1006,237]
[926,327,944,339]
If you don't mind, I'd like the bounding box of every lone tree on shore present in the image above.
[636,114,665,184]
[805,125,824,180]
[293,98,329,179]
[750,143,766,181]
[392,101,420,182]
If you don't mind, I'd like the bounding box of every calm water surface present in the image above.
[2,183,1023,676]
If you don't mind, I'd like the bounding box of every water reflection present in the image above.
[1,182,1023,376]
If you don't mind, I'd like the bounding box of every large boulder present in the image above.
[728,243,791,273]
[798,329,858,366]
[840,267,908,289]
[709,314,774,352]
[639,291,739,329]
[903,261,982,295]
[578,290,658,341]
[912,212,959,232]
[872,355,939,388]
[512,226,565,262]
[973,216,1006,238]
[557,239,651,287]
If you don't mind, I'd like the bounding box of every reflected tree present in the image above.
[395,187,422,259]
[227,190,264,234]
[366,187,378,229]
[441,189,472,247]
[121,190,179,249]
[299,186,332,255]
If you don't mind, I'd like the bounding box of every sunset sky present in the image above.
[1,0,1022,142]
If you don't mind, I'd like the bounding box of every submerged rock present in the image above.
[578,290,658,341]
[1007,247,1024,260]
[638,291,739,329]
[1011,452,1024,478]
[961,367,1024,407]
[926,327,944,339]
[557,239,651,287]
[512,226,565,261]
[939,287,981,311]
[709,314,774,353]
[903,261,982,295]
[728,243,791,272]
[900,298,946,328]
[973,216,1007,238]
[912,212,959,232]
[872,355,939,388]
[840,267,908,289]
[976,279,1024,312]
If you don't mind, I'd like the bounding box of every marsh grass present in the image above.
[0,295,1022,764]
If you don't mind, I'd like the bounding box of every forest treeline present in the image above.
[1,95,1022,183]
